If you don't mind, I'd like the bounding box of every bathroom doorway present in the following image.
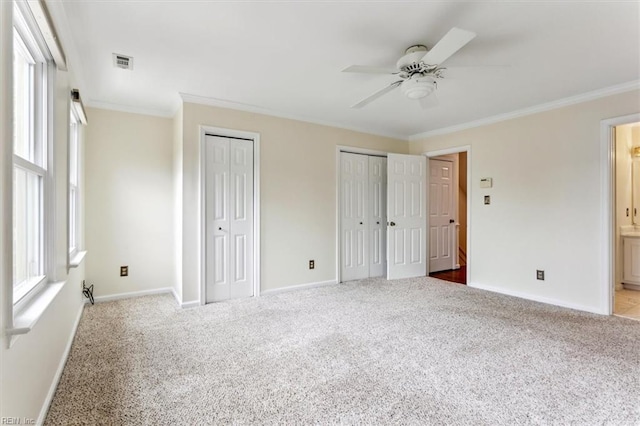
[612,121,640,320]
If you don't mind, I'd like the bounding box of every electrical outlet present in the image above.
[484,195,491,205]
[120,266,128,277]
[536,270,545,281]
[309,260,315,270]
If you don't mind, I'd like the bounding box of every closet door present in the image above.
[369,157,387,277]
[205,135,253,303]
[340,152,369,281]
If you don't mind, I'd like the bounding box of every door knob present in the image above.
[376,221,380,225]
[389,221,396,226]
[359,222,363,225]
[449,219,455,223]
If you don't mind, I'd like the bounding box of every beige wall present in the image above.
[180,102,409,302]
[85,108,174,298]
[409,89,640,313]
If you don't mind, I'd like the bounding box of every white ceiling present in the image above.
[55,1,640,139]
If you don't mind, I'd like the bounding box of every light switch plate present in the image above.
[484,195,491,205]
[480,178,493,188]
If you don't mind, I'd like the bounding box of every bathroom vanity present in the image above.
[622,231,640,289]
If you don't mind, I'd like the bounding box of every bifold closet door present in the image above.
[369,157,387,277]
[341,153,369,281]
[205,135,254,303]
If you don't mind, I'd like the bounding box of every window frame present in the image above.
[68,108,80,259]
[11,2,55,311]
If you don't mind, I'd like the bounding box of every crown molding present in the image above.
[86,100,176,118]
[408,80,640,141]
[179,92,407,141]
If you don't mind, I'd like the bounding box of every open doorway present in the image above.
[612,122,640,320]
[425,148,470,285]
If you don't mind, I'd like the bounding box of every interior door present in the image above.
[340,152,369,281]
[387,153,427,279]
[369,156,387,277]
[205,135,254,302]
[429,158,455,272]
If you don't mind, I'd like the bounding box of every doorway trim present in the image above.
[424,145,471,282]
[199,125,261,305]
[335,145,389,284]
[600,113,640,315]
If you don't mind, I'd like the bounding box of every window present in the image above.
[12,4,52,305]
[69,110,79,258]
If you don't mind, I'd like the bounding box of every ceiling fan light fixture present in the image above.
[401,76,436,100]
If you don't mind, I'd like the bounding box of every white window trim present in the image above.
[4,1,64,348]
[11,5,52,306]
[68,109,79,260]
[68,95,86,269]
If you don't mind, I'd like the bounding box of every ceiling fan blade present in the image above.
[342,65,398,75]
[419,94,439,110]
[351,81,402,108]
[422,27,476,66]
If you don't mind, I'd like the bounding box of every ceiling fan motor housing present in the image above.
[401,75,436,99]
[396,47,428,71]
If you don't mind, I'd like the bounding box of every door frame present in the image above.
[199,125,261,304]
[335,145,389,284]
[600,113,640,315]
[424,145,471,281]
[428,155,458,271]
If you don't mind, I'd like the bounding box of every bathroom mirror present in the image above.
[633,156,640,225]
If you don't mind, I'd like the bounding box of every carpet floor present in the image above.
[45,277,640,425]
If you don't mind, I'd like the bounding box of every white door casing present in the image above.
[369,156,387,277]
[340,152,369,281]
[429,158,455,272]
[205,135,254,302]
[387,153,428,280]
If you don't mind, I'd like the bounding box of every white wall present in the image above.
[172,106,183,302]
[1,2,86,421]
[179,102,409,303]
[410,89,640,314]
[85,108,174,298]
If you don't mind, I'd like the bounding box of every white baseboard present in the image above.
[170,287,181,306]
[181,299,201,309]
[623,283,640,291]
[261,279,338,296]
[37,302,84,425]
[91,287,174,303]
[468,282,604,315]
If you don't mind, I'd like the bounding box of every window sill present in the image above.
[6,281,65,347]
[69,250,87,268]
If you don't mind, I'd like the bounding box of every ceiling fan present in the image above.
[343,27,476,109]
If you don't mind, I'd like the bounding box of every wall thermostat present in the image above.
[480,178,493,188]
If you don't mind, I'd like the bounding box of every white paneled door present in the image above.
[369,156,387,277]
[340,153,387,281]
[205,135,254,303]
[387,154,427,280]
[340,153,369,281]
[429,159,455,272]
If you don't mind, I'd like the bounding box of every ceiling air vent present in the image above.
[113,53,133,70]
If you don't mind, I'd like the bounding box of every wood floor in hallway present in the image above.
[429,265,467,285]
